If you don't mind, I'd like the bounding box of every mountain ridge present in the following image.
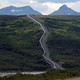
[0,6,41,15]
[50,5,80,15]
[0,5,80,15]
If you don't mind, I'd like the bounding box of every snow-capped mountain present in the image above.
[50,5,80,15]
[0,6,41,15]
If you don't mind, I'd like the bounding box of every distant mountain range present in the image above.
[0,5,80,15]
[0,6,41,15]
[50,5,80,15]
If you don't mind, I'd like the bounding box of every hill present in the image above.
[0,15,80,71]
[36,15,80,69]
[0,15,50,71]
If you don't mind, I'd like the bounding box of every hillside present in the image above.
[0,15,50,71]
[0,15,80,71]
[35,15,80,69]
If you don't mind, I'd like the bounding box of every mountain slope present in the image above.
[0,6,41,15]
[38,15,80,69]
[50,5,80,15]
[0,15,50,71]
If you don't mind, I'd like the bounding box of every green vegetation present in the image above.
[0,69,80,80]
[36,15,80,69]
[0,15,50,71]
[0,15,80,71]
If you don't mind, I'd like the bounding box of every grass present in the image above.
[0,69,80,80]
[0,15,50,71]
[0,15,80,71]
[34,15,80,69]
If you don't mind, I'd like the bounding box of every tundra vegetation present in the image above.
[0,15,50,71]
[0,15,80,79]
[37,15,80,69]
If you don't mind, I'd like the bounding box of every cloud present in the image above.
[9,0,31,6]
[30,3,48,15]
[37,0,80,3]
[66,1,80,13]
[42,2,62,14]
[0,0,35,7]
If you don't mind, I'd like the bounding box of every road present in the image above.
[27,15,64,70]
[0,15,63,77]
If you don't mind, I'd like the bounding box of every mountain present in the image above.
[0,6,41,15]
[50,5,80,15]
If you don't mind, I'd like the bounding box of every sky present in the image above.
[0,0,80,15]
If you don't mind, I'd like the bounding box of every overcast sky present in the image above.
[0,0,80,15]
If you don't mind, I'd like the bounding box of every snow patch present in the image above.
[68,13,71,15]
[11,9,22,13]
